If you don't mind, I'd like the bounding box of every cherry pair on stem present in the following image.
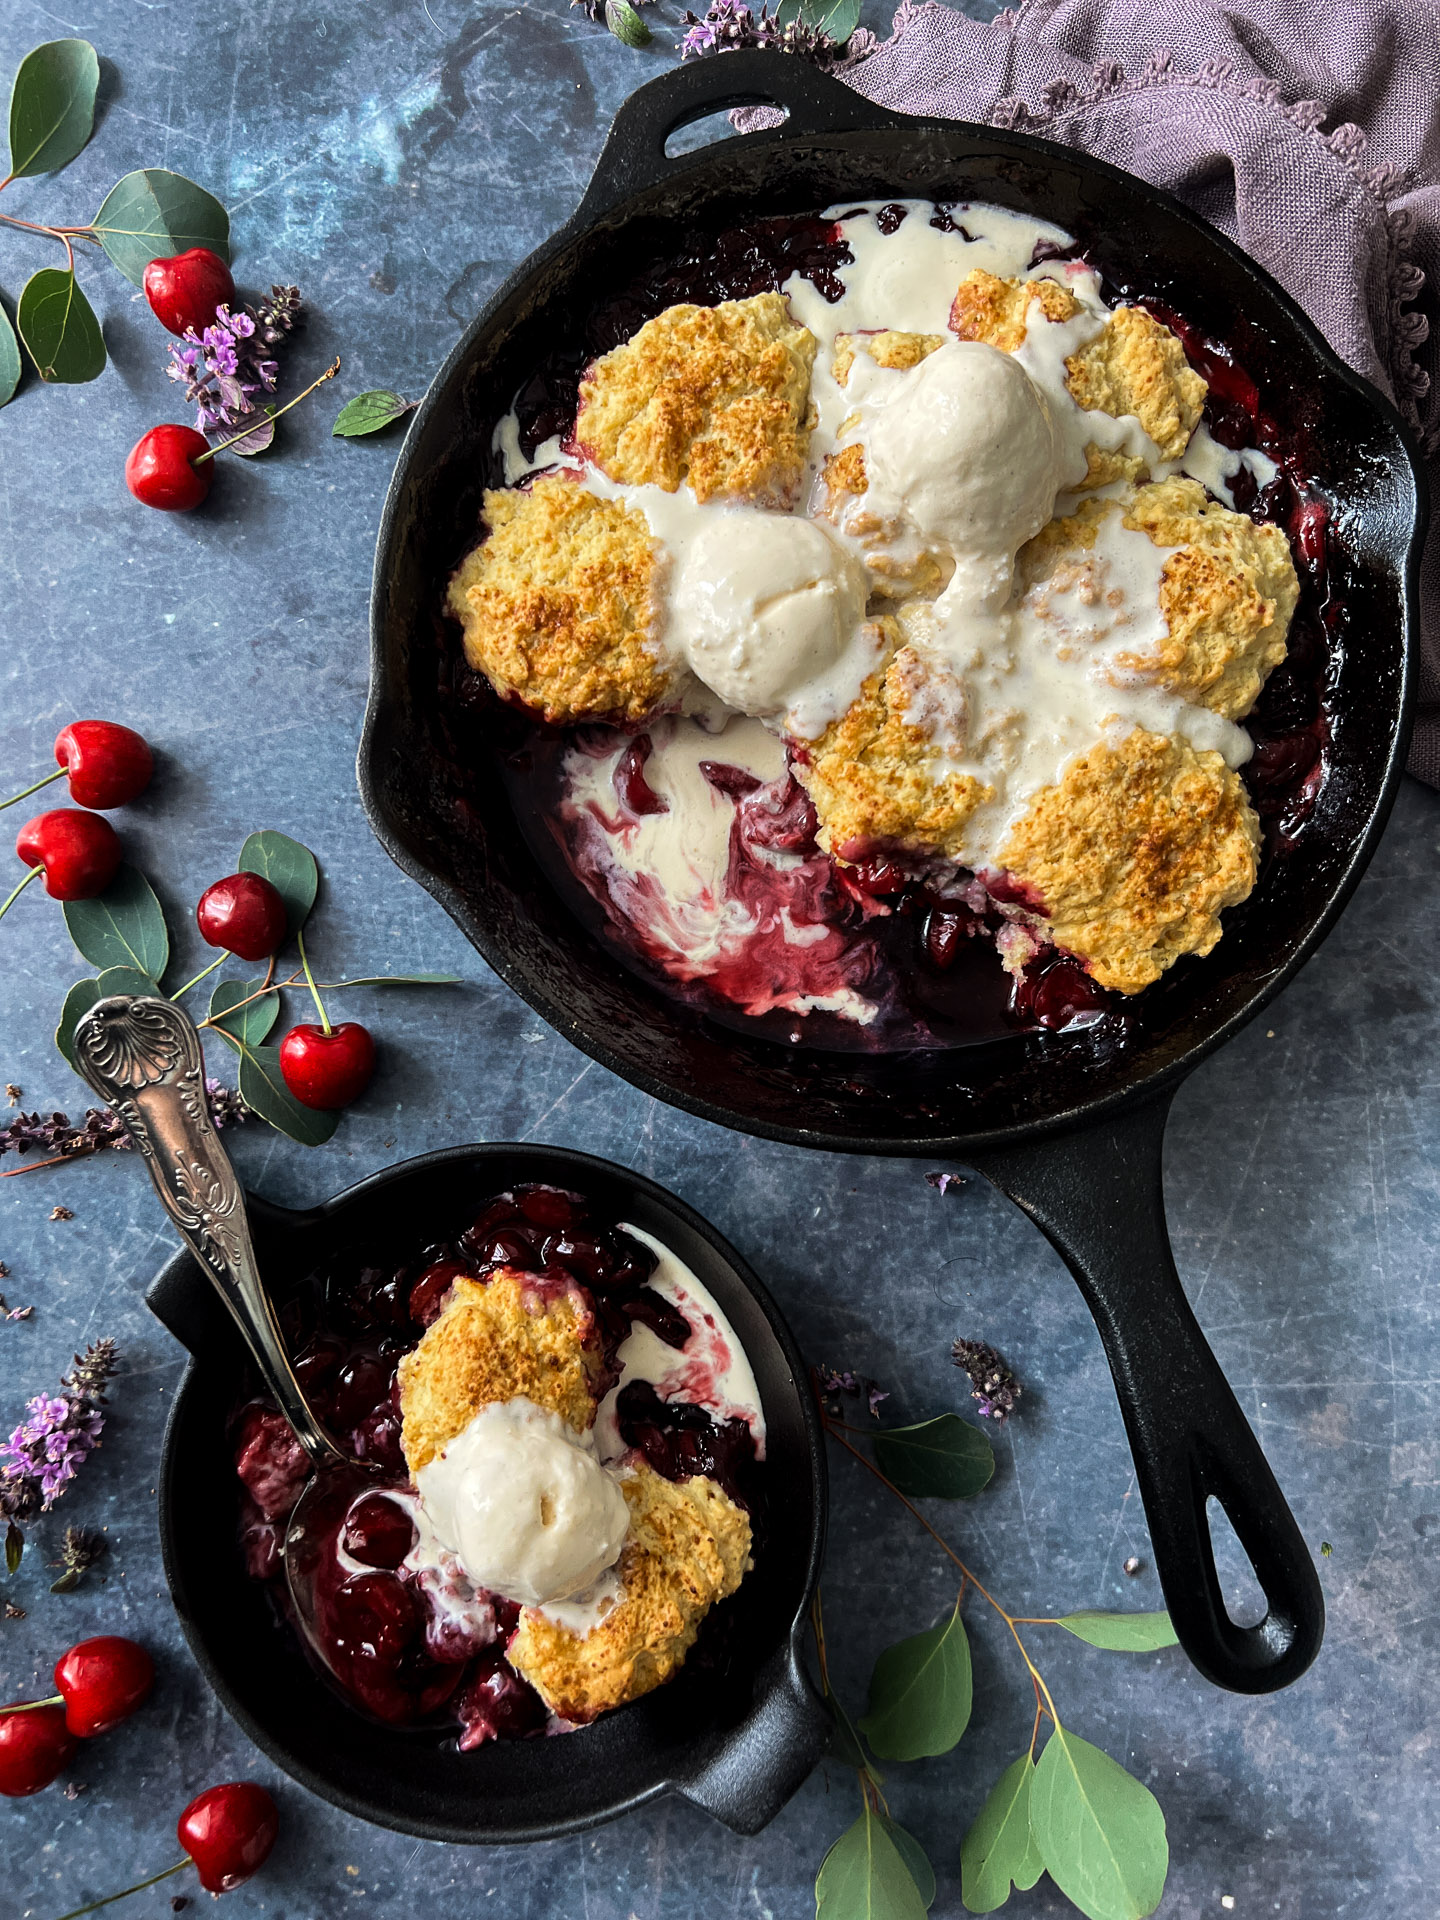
[0,722,155,920]
[193,871,376,1110]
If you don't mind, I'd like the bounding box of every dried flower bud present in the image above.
[951,1338,1022,1423]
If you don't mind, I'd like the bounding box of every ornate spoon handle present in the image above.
[71,994,345,1467]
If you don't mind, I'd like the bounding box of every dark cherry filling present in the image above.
[232,1184,763,1745]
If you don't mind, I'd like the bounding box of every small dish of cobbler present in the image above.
[446,199,1323,1049]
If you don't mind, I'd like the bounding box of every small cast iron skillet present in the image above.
[360,52,1428,1694]
[146,1143,827,1843]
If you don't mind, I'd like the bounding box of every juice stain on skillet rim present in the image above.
[358,59,1424,1139]
[443,203,1343,1054]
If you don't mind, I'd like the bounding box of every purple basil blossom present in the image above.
[0,1085,246,1164]
[165,283,304,438]
[925,1170,966,1195]
[814,1364,890,1419]
[952,1338,1022,1424]
[0,1339,118,1511]
[679,0,856,67]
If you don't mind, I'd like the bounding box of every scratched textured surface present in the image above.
[2,2,1438,1915]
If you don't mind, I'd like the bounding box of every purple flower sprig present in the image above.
[952,1338,1022,1424]
[814,1364,890,1421]
[0,1081,247,1172]
[679,1,868,69]
[0,1337,119,1518]
[166,285,304,438]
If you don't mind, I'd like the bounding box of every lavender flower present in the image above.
[166,285,303,437]
[0,1338,118,1512]
[815,1364,890,1420]
[50,1525,107,1593]
[679,0,858,68]
[925,1171,966,1196]
[0,1082,248,1166]
[951,1338,1022,1423]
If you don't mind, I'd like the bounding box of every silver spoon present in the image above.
[72,994,379,1679]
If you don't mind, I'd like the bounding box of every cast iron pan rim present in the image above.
[359,54,1427,1157]
[155,1140,827,1845]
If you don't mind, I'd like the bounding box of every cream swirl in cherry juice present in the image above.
[457,203,1337,1050]
[231,1183,764,1744]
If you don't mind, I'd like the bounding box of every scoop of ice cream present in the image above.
[415,1397,629,1606]
[670,512,871,736]
[861,340,1059,572]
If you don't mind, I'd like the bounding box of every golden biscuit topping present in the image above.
[574,292,817,506]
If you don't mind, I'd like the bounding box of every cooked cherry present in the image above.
[845,856,907,896]
[332,1352,391,1429]
[924,907,968,970]
[233,1403,310,1520]
[352,1404,405,1471]
[456,1657,548,1747]
[472,1227,540,1270]
[539,1229,618,1288]
[409,1258,468,1325]
[614,737,668,816]
[515,1184,587,1229]
[622,1288,691,1349]
[1249,732,1321,790]
[331,1571,422,1667]
[699,760,761,800]
[343,1494,417,1569]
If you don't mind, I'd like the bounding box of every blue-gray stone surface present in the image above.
[3,3,1436,1914]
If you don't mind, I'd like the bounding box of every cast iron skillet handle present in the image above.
[966,1089,1324,1695]
[574,47,910,225]
[673,1639,830,1833]
[71,995,345,1469]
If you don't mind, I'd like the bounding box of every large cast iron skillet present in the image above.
[148,1143,827,1842]
[361,52,1426,1694]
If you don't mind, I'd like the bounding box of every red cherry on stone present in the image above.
[279,1022,376,1109]
[0,1703,78,1796]
[177,1780,280,1893]
[53,1636,155,1738]
[53,721,154,810]
[143,247,236,337]
[196,871,288,961]
[16,808,122,899]
[125,424,214,512]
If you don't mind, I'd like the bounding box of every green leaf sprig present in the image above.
[813,1380,1176,1919]
[44,827,459,1146]
[0,39,229,400]
[332,389,417,439]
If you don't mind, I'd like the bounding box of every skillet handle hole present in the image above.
[1205,1494,1268,1629]
[664,104,789,157]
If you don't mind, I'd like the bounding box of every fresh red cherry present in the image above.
[143,247,236,337]
[177,1780,280,1893]
[0,1703,78,1796]
[196,871,288,961]
[125,424,214,512]
[16,808,122,899]
[54,1636,155,1738]
[279,1022,376,1109]
[53,721,154,810]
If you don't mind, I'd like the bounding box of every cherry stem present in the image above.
[0,864,43,924]
[0,766,64,811]
[4,1693,63,1711]
[194,356,341,464]
[51,1859,189,1920]
[0,1147,102,1178]
[297,928,330,1034]
[170,953,226,1000]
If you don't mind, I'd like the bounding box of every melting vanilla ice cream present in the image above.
[669,515,871,737]
[857,340,1061,583]
[415,1398,629,1607]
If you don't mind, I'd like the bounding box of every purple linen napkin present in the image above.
[782,0,1440,779]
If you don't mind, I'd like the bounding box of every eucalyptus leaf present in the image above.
[16,267,105,383]
[776,0,802,23]
[326,973,461,988]
[1030,1728,1168,1920]
[224,1038,339,1146]
[62,867,169,980]
[824,1682,874,1775]
[880,1821,935,1910]
[0,294,20,407]
[332,389,415,438]
[92,169,230,287]
[1054,1612,1178,1653]
[873,1414,994,1500]
[961,1754,1045,1912]
[7,1520,25,1575]
[859,1603,971,1760]
[7,38,99,179]
[604,0,652,47]
[209,978,279,1048]
[813,0,862,41]
[56,978,103,1069]
[815,1804,929,1920]
[237,830,318,938]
